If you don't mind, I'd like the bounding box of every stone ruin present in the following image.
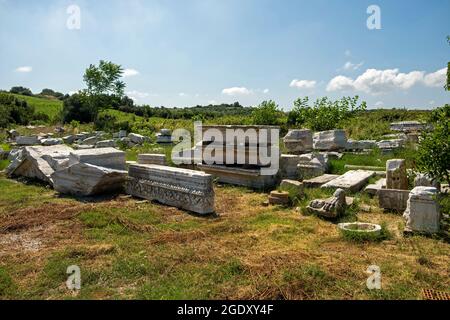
[6,146,128,196]
[282,129,313,154]
[126,163,214,215]
[403,187,440,234]
[390,121,428,133]
[137,154,167,166]
[386,159,408,190]
[313,129,348,151]
[197,125,279,189]
[156,129,173,144]
[307,188,346,218]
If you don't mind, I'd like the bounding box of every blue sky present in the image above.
[0,0,448,109]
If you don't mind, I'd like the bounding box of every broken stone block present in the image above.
[403,187,440,234]
[118,130,127,138]
[62,135,77,144]
[80,136,100,145]
[377,139,404,153]
[128,133,148,145]
[16,136,41,146]
[126,163,215,214]
[69,148,126,170]
[313,130,348,151]
[414,173,440,189]
[54,126,65,133]
[51,162,127,196]
[345,139,377,151]
[137,154,167,165]
[364,178,386,196]
[279,154,302,179]
[378,188,410,212]
[7,129,19,141]
[321,170,375,193]
[280,179,304,196]
[282,129,313,154]
[307,188,346,218]
[6,145,73,185]
[95,140,117,148]
[268,190,290,205]
[303,174,339,188]
[386,159,408,190]
[41,138,63,146]
[390,121,427,133]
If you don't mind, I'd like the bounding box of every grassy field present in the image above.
[11,94,63,121]
[0,171,448,300]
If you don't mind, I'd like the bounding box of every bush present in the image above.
[62,93,97,123]
[251,100,283,125]
[39,88,65,100]
[287,96,366,131]
[0,93,35,128]
[417,104,450,184]
[10,86,33,96]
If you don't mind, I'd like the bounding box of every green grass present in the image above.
[11,94,63,120]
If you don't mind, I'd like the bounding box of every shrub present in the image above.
[417,104,450,184]
[251,100,283,125]
[0,93,35,128]
[10,86,33,96]
[288,96,366,131]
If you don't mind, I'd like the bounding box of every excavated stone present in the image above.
[345,139,377,151]
[321,170,375,192]
[378,188,410,212]
[386,159,408,190]
[313,130,347,151]
[403,187,440,234]
[303,174,340,188]
[69,148,126,170]
[41,138,63,146]
[280,179,304,196]
[307,188,346,218]
[16,136,41,146]
[52,162,127,196]
[126,164,215,214]
[95,140,117,148]
[364,178,386,196]
[128,133,148,144]
[137,154,167,165]
[282,129,313,154]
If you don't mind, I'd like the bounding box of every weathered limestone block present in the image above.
[69,148,126,170]
[346,139,377,151]
[16,136,41,146]
[313,130,347,151]
[386,159,408,190]
[95,140,117,148]
[129,133,148,145]
[390,121,427,133]
[297,153,329,180]
[414,173,440,189]
[200,125,278,145]
[279,154,302,179]
[41,138,63,146]
[307,188,346,218]
[200,141,269,166]
[303,174,339,188]
[80,136,100,145]
[282,129,313,154]
[268,190,290,205]
[6,145,73,185]
[321,170,375,193]
[280,179,304,196]
[52,162,127,196]
[378,188,410,212]
[137,154,167,165]
[126,164,215,215]
[364,178,386,196]
[198,164,277,190]
[377,139,404,153]
[63,135,77,144]
[403,187,440,234]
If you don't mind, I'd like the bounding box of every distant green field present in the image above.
[11,94,63,120]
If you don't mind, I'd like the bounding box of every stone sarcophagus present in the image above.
[126,164,215,215]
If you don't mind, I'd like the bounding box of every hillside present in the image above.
[11,94,63,120]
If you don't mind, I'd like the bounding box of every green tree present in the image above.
[83,60,125,97]
[417,104,450,184]
[251,100,282,125]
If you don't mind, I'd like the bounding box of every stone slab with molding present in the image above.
[137,153,167,165]
[321,170,375,193]
[303,174,340,188]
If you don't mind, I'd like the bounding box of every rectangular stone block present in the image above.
[197,164,277,190]
[403,187,440,233]
[378,188,410,212]
[127,164,215,214]
[303,174,340,188]
[321,170,375,193]
[69,147,126,170]
[137,154,167,165]
[364,178,386,196]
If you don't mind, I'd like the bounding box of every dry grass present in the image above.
[0,175,448,300]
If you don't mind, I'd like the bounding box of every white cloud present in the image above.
[345,50,351,57]
[289,79,316,89]
[126,90,157,101]
[179,92,187,97]
[221,87,252,96]
[123,68,139,77]
[263,88,269,94]
[15,66,32,73]
[342,61,364,71]
[423,67,447,87]
[326,68,446,94]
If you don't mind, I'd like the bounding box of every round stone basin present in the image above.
[338,222,382,237]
